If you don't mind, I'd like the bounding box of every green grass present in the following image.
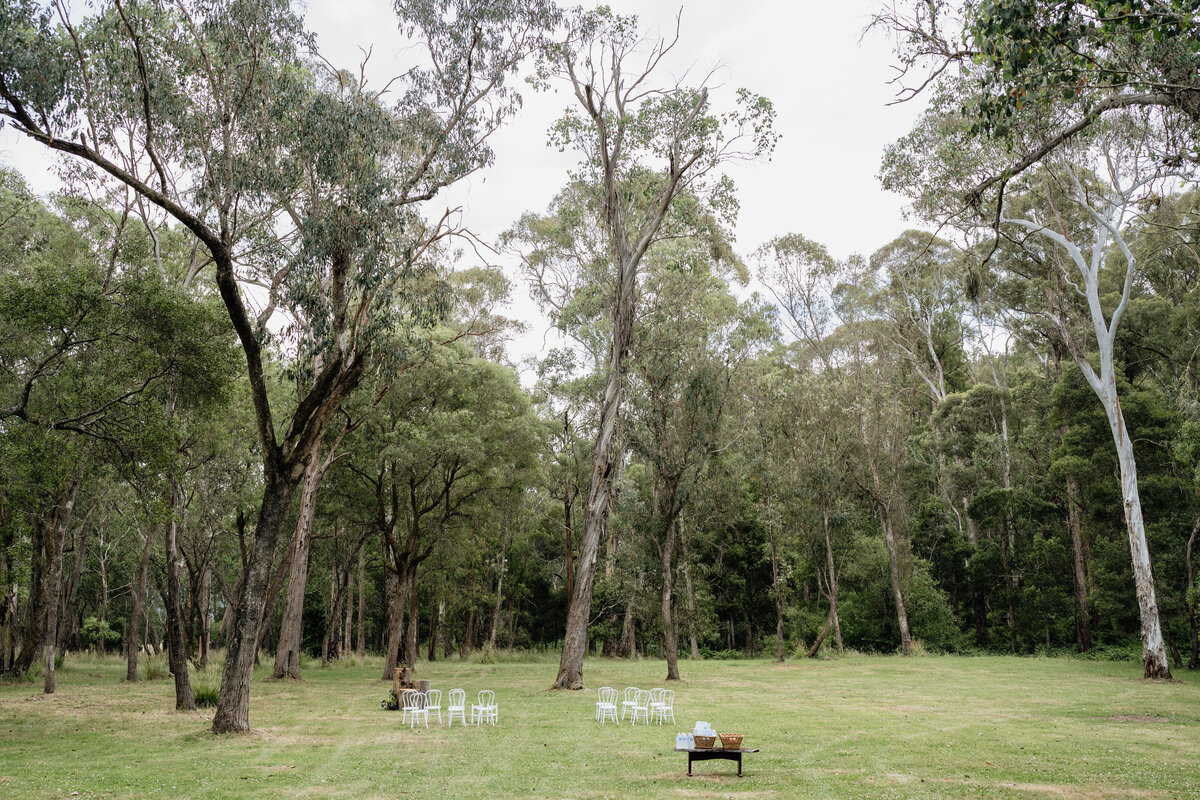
[2,651,1198,799]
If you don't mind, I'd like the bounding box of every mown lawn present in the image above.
[1,651,1197,799]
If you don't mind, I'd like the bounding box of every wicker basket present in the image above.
[692,734,717,749]
[719,733,744,749]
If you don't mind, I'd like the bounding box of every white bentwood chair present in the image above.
[447,688,467,727]
[596,686,619,724]
[471,689,498,725]
[400,690,429,729]
[630,689,650,724]
[425,688,443,724]
[620,686,640,722]
[650,688,675,725]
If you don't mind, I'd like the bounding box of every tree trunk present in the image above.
[460,606,476,659]
[1104,394,1171,678]
[355,548,366,660]
[823,503,843,653]
[553,254,637,690]
[806,606,834,658]
[861,415,911,656]
[211,474,299,733]
[485,527,511,657]
[618,597,635,658]
[126,526,155,681]
[405,567,419,675]
[273,449,324,680]
[198,564,211,669]
[58,514,91,652]
[659,514,680,681]
[428,601,440,662]
[1067,474,1091,653]
[382,570,408,680]
[1187,516,1198,670]
[682,533,699,660]
[999,517,1017,653]
[342,563,353,657]
[12,515,47,675]
[164,479,196,710]
[880,505,912,655]
[42,478,80,693]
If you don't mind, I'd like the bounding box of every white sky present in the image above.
[0,0,927,373]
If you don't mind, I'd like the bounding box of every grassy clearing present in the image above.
[1,651,1197,799]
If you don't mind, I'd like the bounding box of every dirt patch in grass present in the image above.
[1098,715,1169,723]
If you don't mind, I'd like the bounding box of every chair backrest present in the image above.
[598,686,617,704]
[649,687,665,705]
[477,689,495,707]
[449,688,465,708]
[426,689,441,708]
[402,690,426,710]
[634,688,650,706]
[623,686,639,703]
[661,688,674,708]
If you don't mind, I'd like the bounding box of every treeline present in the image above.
[2,0,1199,734]
[4,162,1199,697]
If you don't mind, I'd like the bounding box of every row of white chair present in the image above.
[596,686,675,725]
[401,688,498,728]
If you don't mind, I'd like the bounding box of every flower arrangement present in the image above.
[381,690,400,711]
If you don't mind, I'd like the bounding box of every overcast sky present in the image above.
[0,0,927,372]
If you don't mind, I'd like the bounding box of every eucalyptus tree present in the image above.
[530,6,776,690]
[758,234,917,655]
[625,237,772,679]
[874,0,1200,205]
[0,0,556,730]
[340,336,541,681]
[0,175,232,696]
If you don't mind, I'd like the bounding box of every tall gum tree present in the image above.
[994,143,1177,678]
[532,7,777,690]
[0,0,556,731]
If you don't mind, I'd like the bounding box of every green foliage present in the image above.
[80,617,120,650]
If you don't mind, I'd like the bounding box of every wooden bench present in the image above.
[674,746,760,777]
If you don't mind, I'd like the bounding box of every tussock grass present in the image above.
[1,652,1197,799]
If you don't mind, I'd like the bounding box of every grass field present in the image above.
[1,651,1197,799]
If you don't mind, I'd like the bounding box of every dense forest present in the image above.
[2,0,1199,732]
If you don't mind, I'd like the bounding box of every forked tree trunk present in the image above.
[1004,174,1169,679]
[274,449,324,679]
[211,475,299,733]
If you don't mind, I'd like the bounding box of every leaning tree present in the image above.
[0,0,555,731]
